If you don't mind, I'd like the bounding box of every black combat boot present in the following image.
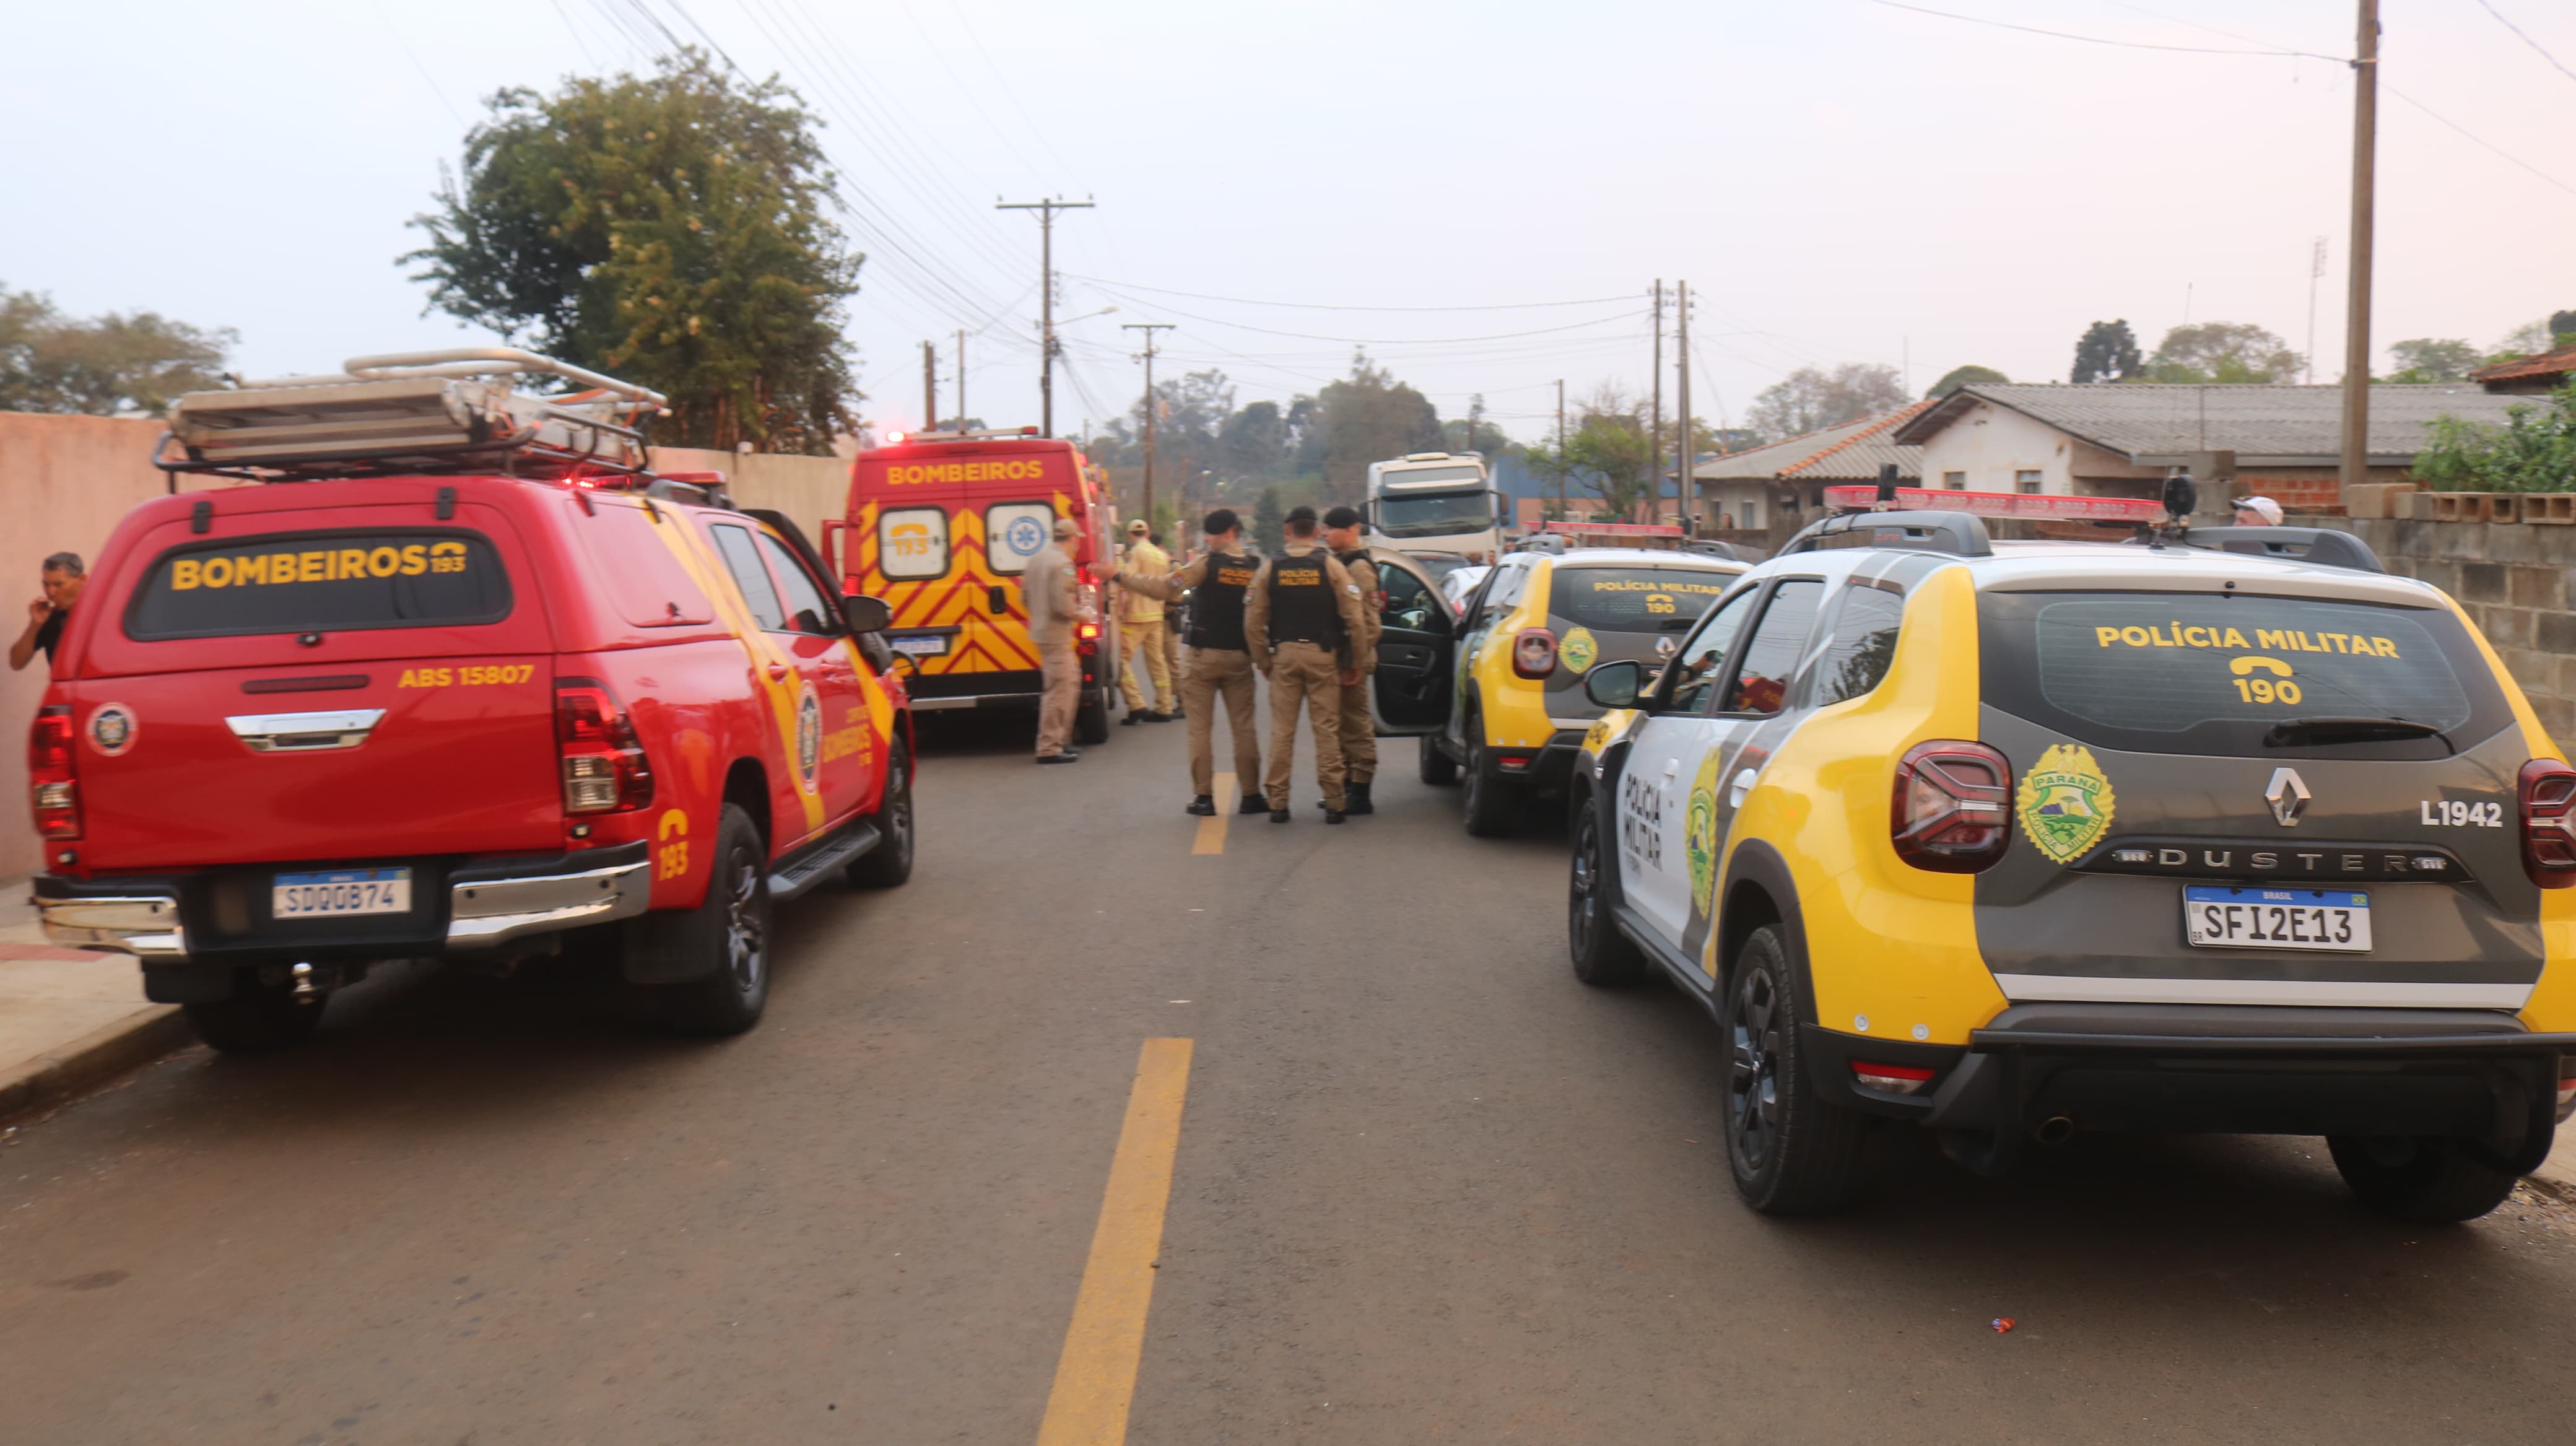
[1269,808,1292,824]
[1240,795,1269,815]
[1323,806,1347,824]
[1185,795,1216,816]
[1346,780,1373,815]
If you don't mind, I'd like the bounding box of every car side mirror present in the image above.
[1583,660,1643,710]
[840,594,892,635]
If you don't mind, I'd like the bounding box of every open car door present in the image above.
[1367,547,1454,736]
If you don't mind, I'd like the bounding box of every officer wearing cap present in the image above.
[1244,505,1373,824]
[1114,518,1175,723]
[1111,508,1266,816]
[1318,505,1381,815]
[2233,495,2284,528]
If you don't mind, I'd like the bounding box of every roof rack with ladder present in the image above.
[155,348,672,485]
[1795,479,2385,573]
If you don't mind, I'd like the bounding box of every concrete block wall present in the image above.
[2295,513,2576,753]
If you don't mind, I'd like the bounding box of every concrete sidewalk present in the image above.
[0,881,193,1122]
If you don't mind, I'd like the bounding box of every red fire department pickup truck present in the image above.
[27,350,915,1050]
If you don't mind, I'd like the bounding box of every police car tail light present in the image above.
[555,677,653,814]
[2518,760,2576,887]
[1850,1061,1936,1095]
[1892,740,2011,873]
[1512,627,1557,679]
[27,705,80,841]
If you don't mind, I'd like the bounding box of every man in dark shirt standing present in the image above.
[9,552,84,673]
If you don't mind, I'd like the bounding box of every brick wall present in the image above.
[2294,513,2576,752]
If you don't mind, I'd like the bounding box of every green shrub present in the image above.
[2417,381,2576,492]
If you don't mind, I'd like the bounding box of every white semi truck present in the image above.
[1364,452,1504,561]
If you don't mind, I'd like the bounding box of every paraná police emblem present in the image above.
[1559,625,1599,674]
[2015,743,2115,865]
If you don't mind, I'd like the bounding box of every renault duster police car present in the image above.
[1567,500,2576,1221]
[27,350,916,1052]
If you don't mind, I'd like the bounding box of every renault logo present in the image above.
[2265,767,2312,827]
[1655,636,1678,659]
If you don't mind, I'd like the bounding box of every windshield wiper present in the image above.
[2262,716,2450,749]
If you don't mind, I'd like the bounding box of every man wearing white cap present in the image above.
[2234,495,2284,528]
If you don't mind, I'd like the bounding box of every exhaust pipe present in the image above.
[2031,1115,2078,1146]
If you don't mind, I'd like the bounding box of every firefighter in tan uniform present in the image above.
[1111,508,1266,816]
[1114,518,1175,723]
[1244,505,1373,824]
[1318,505,1380,816]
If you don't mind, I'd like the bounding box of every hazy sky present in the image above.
[8,0,2571,441]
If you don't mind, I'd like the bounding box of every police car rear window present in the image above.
[126,529,512,640]
[1978,591,2510,758]
[1548,567,1733,632]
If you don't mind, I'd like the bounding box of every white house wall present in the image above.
[1914,399,2080,494]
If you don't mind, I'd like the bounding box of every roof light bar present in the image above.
[1823,485,2164,523]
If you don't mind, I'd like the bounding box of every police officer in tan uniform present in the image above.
[1113,508,1266,816]
[1318,505,1380,815]
[1245,505,1373,824]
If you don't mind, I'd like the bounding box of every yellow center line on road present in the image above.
[1190,772,1232,855]
[1035,1037,1195,1446]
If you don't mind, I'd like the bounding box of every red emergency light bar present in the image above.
[1822,486,2164,523]
[1539,521,1686,537]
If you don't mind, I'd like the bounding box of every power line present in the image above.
[1865,0,2342,60]
[2385,84,2576,198]
[1081,287,1651,346]
[1066,274,1638,313]
[2471,0,2576,88]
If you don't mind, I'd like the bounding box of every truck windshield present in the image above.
[1375,490,1492,538]
[1978,590,2511,759]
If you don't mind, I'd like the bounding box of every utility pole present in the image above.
[1676,280,1694,534]
[2339,0,2379,503]
[1555,378,1567,522]
[1124,322,1173,525]
[1650,279,1665,516]
[995,197,1095,437]
[921,341,937,434]
[955,328,967,429]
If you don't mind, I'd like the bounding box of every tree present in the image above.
[1558,387,1658,518]
[2416,381,2575,494]
[1250,486,1287,552]
[1219,399,1288,477]
[2070,320,2144,383]
[1928,364,2008,399]
[405,50,863,453]
[2556,310,2576,346]
[2386,339,2482,384]
[2145,322,2302,383]
[1314,351,1443,492]
[0,284,234,415]
[1744,362,1905,442]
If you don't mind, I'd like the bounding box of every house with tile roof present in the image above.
[2472,342,2576,395]
[1889,383,2526,513]
[1689,401,1931,540]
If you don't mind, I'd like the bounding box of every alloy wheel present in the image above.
[1728,966,1784,1174]
[723,847,767,995]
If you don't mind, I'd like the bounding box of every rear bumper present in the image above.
[1804,1003,2576,1174]
[33,841,651,961]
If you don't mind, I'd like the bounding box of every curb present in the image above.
[0,1006,196,1125]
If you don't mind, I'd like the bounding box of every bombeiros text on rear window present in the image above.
[126,529,512,640]
[1548,568,1733,631]
[874,458,1054,486]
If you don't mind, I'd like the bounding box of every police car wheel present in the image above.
[2326,1134,2520,1222]
[1721,926,1883,1215]
[1417,734,1458,786]
[1461,726,1515,838]
[183,978,326,1053]
[648,804,772,1037]
[847,736,915,889]
[1568,803,1648,987]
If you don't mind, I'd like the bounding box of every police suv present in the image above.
[1567,499,2576,1221]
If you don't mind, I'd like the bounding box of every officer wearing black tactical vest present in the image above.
[1243,505,1374,824]
[1318,504,1381,815]
[1108,508,1267,816]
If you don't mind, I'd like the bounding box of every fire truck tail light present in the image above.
[28,705,79,841]
[1892,740,2011,873]
[556,678,653,814]
[2518,759,2576,887]
[1512,627,1557,679]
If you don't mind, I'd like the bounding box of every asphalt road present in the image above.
[6,690,2576,1445]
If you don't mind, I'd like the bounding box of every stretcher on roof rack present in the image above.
[157,348,671,482]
